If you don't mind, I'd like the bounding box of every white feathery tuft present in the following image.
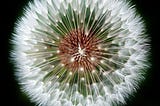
[11,0,150,106]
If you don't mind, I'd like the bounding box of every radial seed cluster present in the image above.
[12,0,149,106]
[58,28,103,72]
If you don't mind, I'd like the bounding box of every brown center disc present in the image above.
[58,29,103,72]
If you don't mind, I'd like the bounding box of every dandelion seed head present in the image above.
[11,0,150,106]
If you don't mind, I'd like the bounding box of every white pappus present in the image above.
[11,0,150,106]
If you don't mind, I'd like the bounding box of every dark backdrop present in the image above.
[1,0,159,106]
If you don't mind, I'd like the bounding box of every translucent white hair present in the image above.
[11,0,150,106]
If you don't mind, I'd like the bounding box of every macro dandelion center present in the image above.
[12,0,149,106]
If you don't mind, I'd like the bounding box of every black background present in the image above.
[1,0,159,106]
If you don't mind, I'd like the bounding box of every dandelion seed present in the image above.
[11,0,150,106]
[91,57,95,61]
[70,57,75,62]
[81,77,85,81]
[69,72,73,76]
[80,67,84,71]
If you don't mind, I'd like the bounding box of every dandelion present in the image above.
[11,0,150,106]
